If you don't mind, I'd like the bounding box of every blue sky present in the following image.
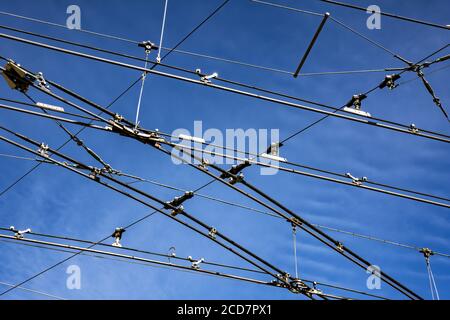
[0,0,449,300]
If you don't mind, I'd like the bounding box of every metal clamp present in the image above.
[229,173,244,185]
[208,227,218,239]
[37,143,49,157]
[420,247,434,259]
[111,227,126,247]
[188,256,205,269]
[9,226,32,239]
[379,74,401,90]
[165,191,194,216]
[195,69,218,84]
[198,158,210,171]
[409,123,419,134]
[168,247,176,263]
[346,172,367,185]
[89,168,102,181]
[138,40,157,54]
[336,242,344,253]
[36,72,50,91]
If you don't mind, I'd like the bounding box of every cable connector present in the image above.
[164,191,194,216]
[168,247,176,263]
[220,160,251,179]
[111,227,126,247]
[188,256,205,269]
[343,94,371,117]
[195,69,218,84]
[198,158,210,171]
[89,168,102,181]
[138,40,157,54]
[37,143,49,157]
[409,123,419,134]
[420,247,434,259]
[1,61,34,92]
[9,226,31,239]
[336,242,344,253]
[346,173,368,185]
[379,74,401,90]
[208,227,218,239]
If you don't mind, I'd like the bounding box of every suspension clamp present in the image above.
[164,191,194,216]
[343,94,371,117]
[188,256,205,269]
[168,247,176,263]
[409,123,419,134]
[9,226,31,239]
[37,143,49,157]
[336,242,344,253]
[208,227,218,239]
[138,40,157,54]
[198,158,210,171]
[195,69,218,84]
[346,172,368,185]
[89,168,102,181]
[420,247,434,259]
[111,227,126,247]
[379,74,401,90]
[220,161,251,179]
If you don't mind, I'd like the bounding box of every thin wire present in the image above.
[329,16,410,65]
[0,280,66,300]
[134,52,149,130]
[425,257,440,300]
[319,0,450,31]
[0,153,35,161]
[0,10,139,44]
[252,0,324,17]
[157,0,169,63]
[292,226,299,279]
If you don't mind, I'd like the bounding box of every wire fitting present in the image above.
[409,123,419,134]
[336,242,344,253]
[1,61,34,92]
[165,191,194,216]
[111,227,126,247]
[346,172,368,185]
[37,143,49,157]
[343,94,371,117]
[168,247,176,263]
[89,167,102,181]
[208,227,218,239]
[420,247,434,260]
[188,256,205,269]
[9,226,31,239]
[195,69,218,84]
[229,173,244,185]
[220,160,251,179]
[138,40,157,54]
[379,74,401,90]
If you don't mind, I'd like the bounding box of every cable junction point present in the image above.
[195,68,219,83]
[9,226,31,239]
[111,227,126,247]
[379,74,401,90]
[164,191,194,216]
[188,256,205,270]
[346,173,368,186]
[343,94,371,117]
